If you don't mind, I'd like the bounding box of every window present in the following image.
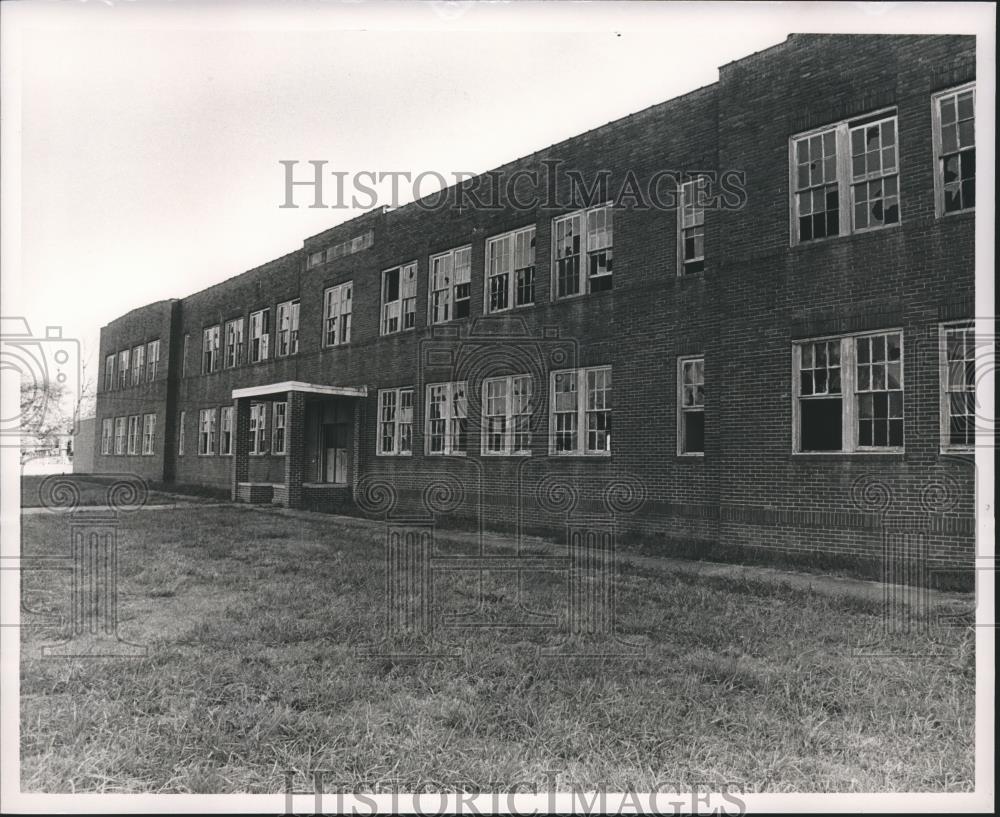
[381,262,417,334]
[131,345,144,386]
[104,354,114,392]
[323,282,353,346]
[933,83,975,215]
[141,413,156,455]
[276,300,300,357]
[552,205,613,299]
[273,401,287,455]
[178,410,186,456]
[198,408,217,455]
[127,415,140,455]
[426,381,468,455]
[308,250,324,269]
[940,322,975,450]
[203,325,220,373]
[114,417,126,455]
[101,419,113,455]
[430,246,472,324]
[250,403,267,454]
[249,309,271,363]
[146,340,160,381]
[550,366,611,455]
[482,375,532,455]
[220,406,233,456]
[117,350,130,389]
[486,226,536,312]
[678,180,705,275]
[791,110,899,243]
[793,330,903,452]
[181,334,189,378]
[678,357,705,455]
[378,388,413,455]
[224,318,244,368]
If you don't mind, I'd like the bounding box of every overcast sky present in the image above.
[1,1,993,384]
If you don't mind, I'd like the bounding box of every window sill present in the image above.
[376,453,413,458]
[547,451,612,459]
[936,207,975,221]
[939,447,975,456]
[485,303,536,316]
[676,452,705,459]
[481,452,532,458]
[792,450,905,460]
[791,221,901,250]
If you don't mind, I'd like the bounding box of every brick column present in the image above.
[284,390,306,509]
[231,397,251,501]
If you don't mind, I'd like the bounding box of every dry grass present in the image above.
[20,494,974,793]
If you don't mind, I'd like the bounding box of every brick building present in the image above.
[93,34,978,576]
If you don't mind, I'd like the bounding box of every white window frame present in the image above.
[273,401,287,455]
[220,406,233,456]
[249,309,271,363]
[939,321,976,452]
[485,225,536,313]
[791,329,905,454]
[276,300,300,357]
[425,381,468,456]
[126,415,140,456]
[677,356,705,456]
[203,325,221,373]
[141,413,156,455]
[181,334,189,378]
[224,318,244,368]
[931,82,976,217]
[131,344,144,386]
[548,365,612,456]
[146,339,160,381]
[381,262,418,335]
[323,282,353,347]
[101,419,113,455]
[551,204,613,300]
[377,387,413,456]
[114,417,126,455]
[178,410,186,456]
[789,108,900,246]
[481,374,533,456]
[104,354,114,392]
[117,349,130,389]
[678,180,705,276]
[250,403,267,455]
[198,408,217,456]
[429,246,472,325]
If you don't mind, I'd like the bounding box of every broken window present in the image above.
[378,387,413,455]
[146,339,160,380]
[127,415,140,455]
[202,325,220,373]
[224,318,244,368]
[679,180,706,275]
[323,282,352,346]
[276,300,300,357]
[426,381,468,455]
[553,205,613,298]
[104,354,114,392]
[678,357,705,455]
[550,366,611,455]
[934,84,975,214]
[199,408,218,455]
[430,246,471,324]
[131,345,144,386]
[141,414,156,455]
[117,349,130,389]
[850,117,899,231]
[101,419,113,455]
[941,322,976,449]
[249,309,270,363]
[220,407,233,456]
[273,401,287,454]
[249,403,267,454]
[114,417,126,455]
[483,375,533,455]
[382,262,417,335]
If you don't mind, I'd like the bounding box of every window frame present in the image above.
[249,309,271,363]
[677,180,706,276]
[249,402,268,455]
[114,417,126,455]
[481,374,533,456]
[273,401,287,455]
[429,246,472,325]
[202,325,221,374]
[424,381,469,456]
[938,321,976,453]
[377,387,414,456]
[677,356,705,457]
[485,225,537,314]
[178,410,186,456]
[224,318,244,368]
[220,406,233,456]
[104,354,114,392]
[276,300,300,357]
[101,418,113,455]
[198,408,218,456]
[931,82,976,217]
[141,413,156,455]
[381,262,418,336]
[126,415,140,456]
[551,204,614,300]
[323,281,353,347]
[791,328,905,454]
[117,349,130,389]
[146,339,160,381]
[548,365,612,456]
[131,344,145,386]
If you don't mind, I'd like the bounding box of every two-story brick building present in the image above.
[93,34,978,578]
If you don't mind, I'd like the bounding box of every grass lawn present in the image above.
[19,492,975,793]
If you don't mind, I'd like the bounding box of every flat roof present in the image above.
[231,381,368,399]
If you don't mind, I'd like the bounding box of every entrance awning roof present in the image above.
[231,381,368,400]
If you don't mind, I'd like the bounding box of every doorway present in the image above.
[322,422,350,484]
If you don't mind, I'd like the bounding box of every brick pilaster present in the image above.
[231,397,251,501]
[284,390,306,509]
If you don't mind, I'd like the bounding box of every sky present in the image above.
[1,1,994,387]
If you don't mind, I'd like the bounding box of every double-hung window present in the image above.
[482,375,532,455]
[430,247,472,324]
[250,309,270,363]
[178,411,186,456]
[101,419,113,455]
[141,414,156,455]
[203,325,220,373]
[323,282,352,346]
[131,345,144,386]
[249,403,267,454]
[678,180,705,275]
[276,300,300,357]
[793,330,903,452]
[486,226,536,312]
[127,415,140,455]
[425,381,468,455]
[117,350,130,389]
[273,402,287,455]
[677,357,705,455]
[224,318,244,368]
[940,322,976,451]
[114,417,126,455]
[377,388,413,455]
[104,354,114,392]
[552,205,613,298]
[932,83,975,215]
[791,109,899,244]
[382,263,417,335]
[198,408,217,455]
[220,406,233,455]
[146,340,160,381]
[550,366,611,455]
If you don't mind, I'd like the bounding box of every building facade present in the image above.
[93,34,978,576]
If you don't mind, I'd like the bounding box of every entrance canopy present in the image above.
[231,380,368,400]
